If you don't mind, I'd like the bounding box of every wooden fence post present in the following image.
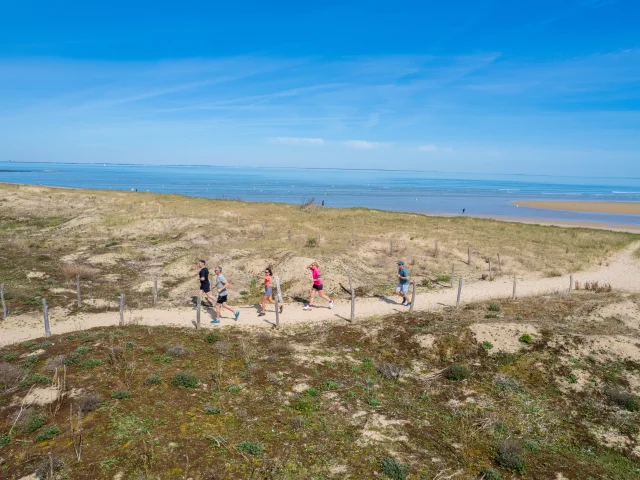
[196,296,201,329]
[118,294,125,326]
[274,295,280,329]
[435,240,439,258]
[512,275,517,299]
[467,247,471,265]
[489,259,492,281]
[390,239,393,257]
[497,253,502,271]
[1,283,7,320]
[153,275,158,305]
[275,276,283,329]
[43,298,51,337]
[409,281,416,313]
[347,268,355,322]
[569,275,574,293]
[456,278,463,309]
[76,275,82,308]
[450,264,455,288]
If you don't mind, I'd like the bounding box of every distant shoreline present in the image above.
[3,181,640,233]
[513,200,640,216]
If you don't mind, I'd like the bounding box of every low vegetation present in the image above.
[1,292,640,478]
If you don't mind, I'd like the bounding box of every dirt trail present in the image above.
[2,243,640,346]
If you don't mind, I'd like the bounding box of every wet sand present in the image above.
[513,200,640,216]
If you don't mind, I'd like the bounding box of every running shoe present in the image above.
[329,300,334,309]
[401,300,407,306]
[234,311,240,321]
[210,318,221,324]
[405,303,411,308]
[303,305,312,311]
[258,312,266,317]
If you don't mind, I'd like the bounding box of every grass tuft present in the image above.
[380,457,409,480]
[445,364,471,381]
[605,387,639,412]
[237,440,263,456]
[110,389,132,399]
[35,426,61,442]
[496,441,526,473]
[518,334,532,344]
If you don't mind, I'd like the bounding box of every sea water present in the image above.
[1,161,639,227]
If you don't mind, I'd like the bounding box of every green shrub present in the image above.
[482,341,494,350]
[518,334,532,344]
[305,387,319,397]
[205,331,221,344]
[144,374,162,386]
[237,440,263,456]
[367,397,382,407]
[291,399,314,414]
[2,353,18,362]
[481,468,503,480]
[524,439,541,452]
[171,372,198,389]
[0,433,11,447]
[227,384,243,393]
[19,373,50,387]
[21,411,46,434]
[142,347,156,354]
[80,358,104,370]
[75,346,92,355]
[567,373,578,384]
[204,407,221,415]
[35,426,61,442]
[380,457,409,480]
[151,354,173,363]
[605,388,640,412]
[496,441,526,473]
[125,341,136,350]
[321,380,340,390]
[487,304,501,312]
[435,274,451,283]
[485,313,498,319]
[446,364,470,381]
[110,390,132,399]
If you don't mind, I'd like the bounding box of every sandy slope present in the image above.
[2,243,640,346]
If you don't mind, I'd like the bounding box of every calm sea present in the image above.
[1,161,640,227]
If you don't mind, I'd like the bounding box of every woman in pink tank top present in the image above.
[304,262,334,311]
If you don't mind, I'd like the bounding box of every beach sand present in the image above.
[514,200,640,215]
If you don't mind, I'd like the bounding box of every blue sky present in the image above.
[0,0,639,176]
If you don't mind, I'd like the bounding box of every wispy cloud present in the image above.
[343,140,391,149]
[270,137,325,146]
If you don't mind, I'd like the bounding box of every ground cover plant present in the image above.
[0,292,640,478]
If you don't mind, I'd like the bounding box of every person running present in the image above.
[195,260,216,308]
[211,266,240,324]
[395,261,411,306]
[303,262,334,310]
[257,267,274,317]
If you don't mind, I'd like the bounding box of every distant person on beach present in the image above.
[395,261,411,306]
[212,266,240,324]
[257,267,274,317]
[195,260,216,308]
[304,262,334,310]
[462,208,466,214]
[322,200,325,207]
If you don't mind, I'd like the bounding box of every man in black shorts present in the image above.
[195,260,216,308]
[212,266,240,324]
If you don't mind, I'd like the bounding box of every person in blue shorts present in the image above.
[395,261,411,307]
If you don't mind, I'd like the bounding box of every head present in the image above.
[215,266,222,275]
[308,262,318,270]
[397,261,405,269]
[265,267,273,276]
[199,260,206,268]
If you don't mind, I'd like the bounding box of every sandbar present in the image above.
[513,200,640,216]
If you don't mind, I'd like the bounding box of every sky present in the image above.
[0,0,639,176]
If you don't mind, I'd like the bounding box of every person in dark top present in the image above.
[195,260,216,308]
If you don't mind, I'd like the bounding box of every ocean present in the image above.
[1,161,640,227]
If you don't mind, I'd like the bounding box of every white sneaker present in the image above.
[329,300,334,309]
[303,305,312,311]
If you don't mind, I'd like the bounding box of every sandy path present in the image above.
[2,243,640,346]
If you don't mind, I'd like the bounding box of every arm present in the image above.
[218,280,229,293]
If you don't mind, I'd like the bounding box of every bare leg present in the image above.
[319,291,332,303]
[216,303,221,319]
[308,289,316,306]
[261,296,266,313]
[223,303,236,314]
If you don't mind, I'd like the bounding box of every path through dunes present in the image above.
[2,242,640,346]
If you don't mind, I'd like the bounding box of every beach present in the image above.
[514,200,640,215]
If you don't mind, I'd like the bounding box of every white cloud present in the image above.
[270,137,325,146]
[419,144,453,153]
[343,140,390,149]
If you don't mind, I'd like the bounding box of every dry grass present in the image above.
[0,183,637,314]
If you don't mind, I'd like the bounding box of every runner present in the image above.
[195,260,216,308]
[303,262,334,310]
[257,267,275,317]
[395,260,411,306]
[211,266,240,324]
